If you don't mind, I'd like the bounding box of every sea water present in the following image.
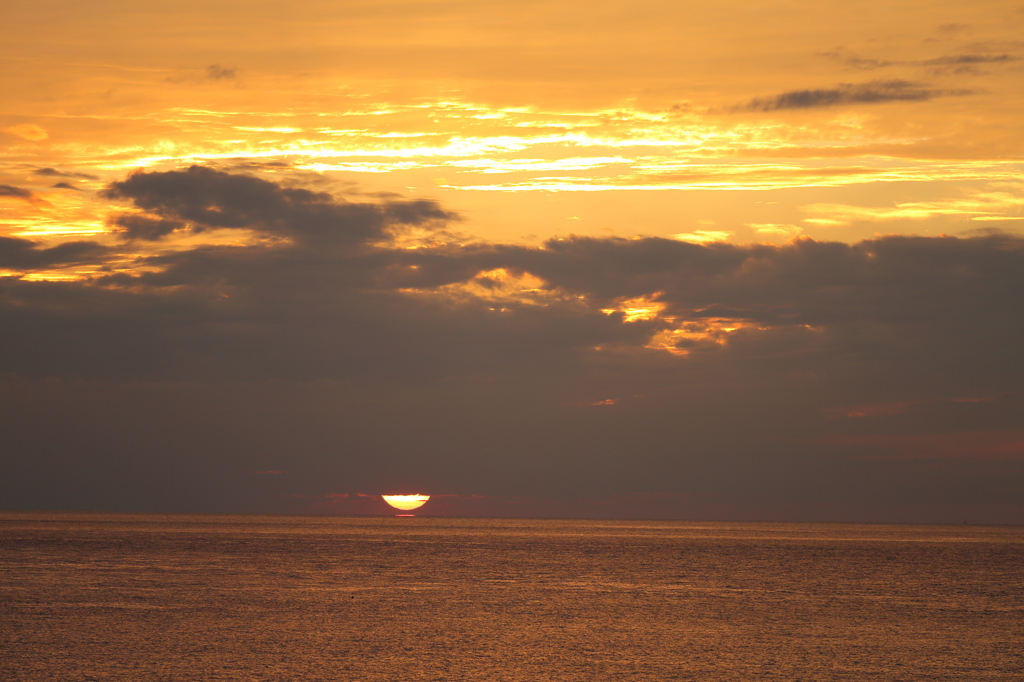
[2,512,1022,681]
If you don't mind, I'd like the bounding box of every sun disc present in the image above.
[382,494,430,511]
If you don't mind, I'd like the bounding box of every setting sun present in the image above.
[382,495,430,511]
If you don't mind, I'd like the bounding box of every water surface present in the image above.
[2,512,1023,681]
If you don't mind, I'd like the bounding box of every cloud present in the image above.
[800,189,1024,226]
[922,53,1017,66]
[738,80,970,111]
[4,168,1020,388]
[206,64,237,80]
[0,185,49,206]
[0,185,36,200]
[936,23,971,35]
[220,159,297,172]
[746,223,803,238]
[107,213,190,241]
[33,167,99,180]
[2,124,48,141]
[669,230,732,244]
[816,51,897,71]
[818,48,1018,74]
[921,53,1020,74]
[102,165,457,249]
[2,168,1022,521]
[0,236,110,270]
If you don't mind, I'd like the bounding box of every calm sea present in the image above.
[2,512,1023,681]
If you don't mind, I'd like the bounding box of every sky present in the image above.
[1,0,1023,523]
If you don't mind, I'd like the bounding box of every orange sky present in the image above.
[3,0,1023,260]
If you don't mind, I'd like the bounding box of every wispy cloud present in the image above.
[33,167,99,180]
[2,124,47,141]
[801,188,1024,226]
[921,53,1017,66]
[737,80,970,111]
[206,64,237,80]
[0,185,36,200]
[818,48,1018,73]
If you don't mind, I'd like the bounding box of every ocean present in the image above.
[2,512,1022,681]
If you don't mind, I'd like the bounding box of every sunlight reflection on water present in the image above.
[2,513,1023,681]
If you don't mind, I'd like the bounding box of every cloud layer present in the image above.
[1,168,1022,521]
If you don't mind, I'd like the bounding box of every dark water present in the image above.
[2,513,1023,681]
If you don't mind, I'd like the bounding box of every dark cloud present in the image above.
[396,234,1024,390]
[206,64,237,80]
[922,53,1020,74]
[1,168,1022,522]
[7,172,1023,393]
[33,167,99,180]
[107,213,190,241]
[737,80,970,111]
[10,166,1024,389]
[819,49,1017,73]
[816,51,897,71]
[102,165,456,248]
[220,159,297,172]
[0,236,110,270]
[52,182,80,191]
[922,53,1017,65]
[0,184,36,200]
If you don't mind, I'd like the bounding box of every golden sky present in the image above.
[3,0,1023,256]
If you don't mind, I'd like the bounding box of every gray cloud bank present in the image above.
[0,236,110,270]
[1,168,1021,522]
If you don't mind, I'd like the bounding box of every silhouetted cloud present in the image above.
[737,81,969,111]
[0,236,110,270]
[107,213,189,241]
[818,48,1018,73]
[922,53,1020,74]
[816,51,897,71]
[0,167,1016,405]
[6,168,1019,387]
[221,159,296,172]
[922,53,1017,66]
[52,182,80,191]
[0,185,35,200]
[32,167,99,180]
[102,166,456,248]
[1,169,1021,521]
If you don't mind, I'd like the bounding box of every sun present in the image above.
[382,494,430,511]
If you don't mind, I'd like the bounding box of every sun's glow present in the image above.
[601,294,666,322]
[644,317,755,355]
[382,494,430,511]
[399,268,561,307]
[670,230,733,244]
